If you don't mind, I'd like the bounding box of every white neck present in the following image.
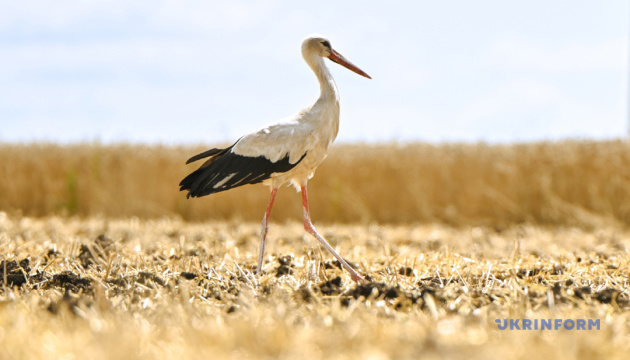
[304,53,339,102]
[301,52,341,143]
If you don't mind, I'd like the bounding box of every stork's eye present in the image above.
[321,40,331,49]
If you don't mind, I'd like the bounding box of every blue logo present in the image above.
[495,319,600,330]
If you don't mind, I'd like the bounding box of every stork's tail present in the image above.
[179,145,234,198]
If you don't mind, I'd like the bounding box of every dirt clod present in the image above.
[315,276,343,296]
[78,234,116,268]
[595,288,619,304]
[180,272,197,280]
[50,271,92,292]
[398,266,414,276]
[1,259,31,286]
[346,282,400,300]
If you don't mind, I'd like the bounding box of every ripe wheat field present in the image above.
[0,140,629,359]
[2,140,630,227]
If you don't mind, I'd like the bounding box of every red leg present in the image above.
[301,185,365,283]
[257,188,278,274]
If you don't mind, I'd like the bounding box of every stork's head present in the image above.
[301,35,371,79]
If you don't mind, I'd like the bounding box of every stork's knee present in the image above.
[303,219,315,234]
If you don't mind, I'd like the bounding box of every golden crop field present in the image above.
[0,141,629,359]
[1,140,630,227]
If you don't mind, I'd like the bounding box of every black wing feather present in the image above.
[185,139,243,165]
[180,146,306,198]
[186,148,223,164]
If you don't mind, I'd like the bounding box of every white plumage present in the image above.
[180,34,371,282]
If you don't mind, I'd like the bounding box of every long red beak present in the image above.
[328,49,371,79]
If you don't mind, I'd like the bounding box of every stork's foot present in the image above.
[350,272,366,284]
[301,184,367,284]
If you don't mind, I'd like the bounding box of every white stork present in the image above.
[180,35,371,282]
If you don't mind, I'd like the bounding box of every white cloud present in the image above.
[148,1,281,31]
[0,39,218,77]
[458,80,561,125]
[0,1,280,32]
[487,37,627,72]
[0,1,130,31]
[339,105,438,142]
[454,79,625,141]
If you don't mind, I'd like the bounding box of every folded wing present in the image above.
[180,139,306,198]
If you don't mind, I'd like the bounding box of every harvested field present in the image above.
[1,140,630,359]
[0,214,629,359]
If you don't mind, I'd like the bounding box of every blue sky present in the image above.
[0,0,628,144]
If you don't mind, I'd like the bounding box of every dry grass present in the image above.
[0,213,629,359]
[2,140,630,227]
[1,141,630,358]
